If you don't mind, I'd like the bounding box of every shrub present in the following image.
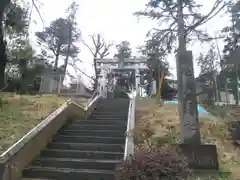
[115,146,190,180]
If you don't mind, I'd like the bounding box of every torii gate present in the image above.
[95,58,156,97]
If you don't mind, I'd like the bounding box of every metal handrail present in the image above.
[85,90,99,109]
[124,89,136,160]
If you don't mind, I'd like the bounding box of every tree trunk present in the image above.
[235,65,239,105]
[0,7,7,88]
[19,58,28,93]
[54,45,61,70]
[93,54,98,90]
[155,66,160,97]
[63,22,73,77]
[177,0,186,53]
[225,77,229,104]
[159,71,165,99]
[62,51,69,84]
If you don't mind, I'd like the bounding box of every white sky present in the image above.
[28,0,230,87]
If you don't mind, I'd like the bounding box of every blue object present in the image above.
[164,100,208,114]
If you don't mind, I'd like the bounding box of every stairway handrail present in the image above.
[124,89,136,160]
[85,90,99,110]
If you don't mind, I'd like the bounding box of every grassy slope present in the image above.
[136,98,240,179]
[0,93,88,154]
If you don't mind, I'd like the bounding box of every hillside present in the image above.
[136,98,240,179]
[0,93,88,154]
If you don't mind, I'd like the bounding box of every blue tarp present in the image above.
[164,100,208,114]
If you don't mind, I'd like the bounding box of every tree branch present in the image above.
[82,39,95,55]
[32,0,44,27]
[68,61,95,80]
[186,0,226,32]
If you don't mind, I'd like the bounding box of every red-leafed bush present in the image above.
[115,147,190,180]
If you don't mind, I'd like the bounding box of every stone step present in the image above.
[98,101,129,104]
[72,119,127,125]
[96,102,129,106]
[98,102,129,106]
[96,105,129,109]
[93,107,129,112]
[65,124,126,131]
[99,98,129,101]
[59,129,125,137]
[88,117,128,121]
[88,115,128,118]
[89,115,128,121]
[21,179,54,180]
[90,113,128,118]
[21,99,129,179]
[52,135,125,144]
[47,142,124,152]
[93,108,129,111]
[33,157,121,171]
[92,108,129,112]
[22,166,114,180]
[40,149,123,160]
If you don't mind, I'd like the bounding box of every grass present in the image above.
[135,98,240,179]
[0,92,88,154]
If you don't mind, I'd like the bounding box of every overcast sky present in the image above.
[28,0,230,86]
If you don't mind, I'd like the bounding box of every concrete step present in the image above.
[93,107,129,112]
[96,106,129,109]
[98,100,129,103]
[47,142,125,152]
[33,157,121,171]
[21,99,129,179]
[92,108,129,112]
[52,135,125,144]
[88,117,128,121]
[66,124,126,131]
[91,111,128,117]
[98,102,129,105]
[72,119,127,125]
[89,115,128,119]
[22,166,114,180]
[93,106,129,113]
[21,179,54,180]
[40,149,123,160]
[59,129,125,137]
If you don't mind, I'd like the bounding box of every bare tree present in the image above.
[83,34,113,89]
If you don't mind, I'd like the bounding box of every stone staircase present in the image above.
[21,98,129,180]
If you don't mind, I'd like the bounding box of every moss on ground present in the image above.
[136,98,240,179]
[0,93,88,154]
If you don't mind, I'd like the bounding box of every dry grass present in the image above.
[136,98,240,179]
[0,93,88,154]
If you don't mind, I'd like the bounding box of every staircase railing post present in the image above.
[124,90,136,160]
